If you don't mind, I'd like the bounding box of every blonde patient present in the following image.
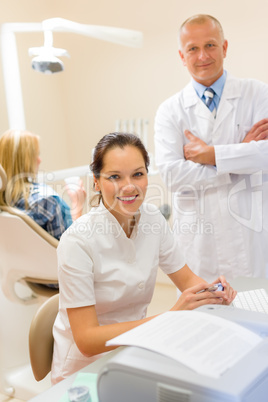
[51,132,236,383]
[0,129,86,240]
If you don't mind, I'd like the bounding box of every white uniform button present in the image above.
[138,282,144,289]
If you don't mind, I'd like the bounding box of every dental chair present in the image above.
[29,293,59,381]
[0,207,59,303]
[0,164,59,399]
[0,164,59,304]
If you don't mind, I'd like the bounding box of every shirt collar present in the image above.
[192,70,227,99]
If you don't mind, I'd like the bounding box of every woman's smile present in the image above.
[116,194,139,204]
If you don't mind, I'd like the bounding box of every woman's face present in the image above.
[94,145,148,223]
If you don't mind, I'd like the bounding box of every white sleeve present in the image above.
[215,140,268,174]
[57,231,96,309]
[215,79,268,175]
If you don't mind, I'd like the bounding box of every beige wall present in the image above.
[0,0,268,173]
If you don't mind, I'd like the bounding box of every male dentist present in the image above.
[154,14,268,282]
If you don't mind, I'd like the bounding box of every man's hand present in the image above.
[183,130,216,165]
[243,118,268,143]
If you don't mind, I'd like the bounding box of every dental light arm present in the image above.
[41,18,143,48]
[1,18,143,128]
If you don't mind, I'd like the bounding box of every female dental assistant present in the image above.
[51,132,236,384]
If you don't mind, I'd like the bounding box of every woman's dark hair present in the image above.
[90,132,150,206]
[90,132,150,177]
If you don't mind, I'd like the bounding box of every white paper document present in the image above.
[106,311,262,378]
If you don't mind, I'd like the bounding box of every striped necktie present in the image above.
[204,88,216,118]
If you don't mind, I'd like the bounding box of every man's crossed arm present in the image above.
[183,118,268,165]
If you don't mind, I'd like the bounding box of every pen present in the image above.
[197,283,224,294]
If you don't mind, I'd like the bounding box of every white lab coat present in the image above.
[154,73,268,282]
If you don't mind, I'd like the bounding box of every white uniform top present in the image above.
[155,73,268,282]
[51,202,185,383]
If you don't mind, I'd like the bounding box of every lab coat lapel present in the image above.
[183,83,213,121]
[183,75,242,129]
[214,74,242,132]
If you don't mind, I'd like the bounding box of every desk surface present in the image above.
[28,276,268,402]
[28,348,122,402]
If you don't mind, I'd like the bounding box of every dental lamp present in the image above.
[1,18,143,128]
[0,18,150,182]
[29,30,69,74]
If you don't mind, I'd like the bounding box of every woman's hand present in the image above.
[168,266,237,310]
[211,276,237,305]
[170,282,224,311]
[66,179,87,220]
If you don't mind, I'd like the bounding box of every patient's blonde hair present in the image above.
[0,129,40,208]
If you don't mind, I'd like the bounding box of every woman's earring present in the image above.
[94,182,100,192]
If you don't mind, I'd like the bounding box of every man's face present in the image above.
[179,19,228,87]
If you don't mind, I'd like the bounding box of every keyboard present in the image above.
[232,288,268,314]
